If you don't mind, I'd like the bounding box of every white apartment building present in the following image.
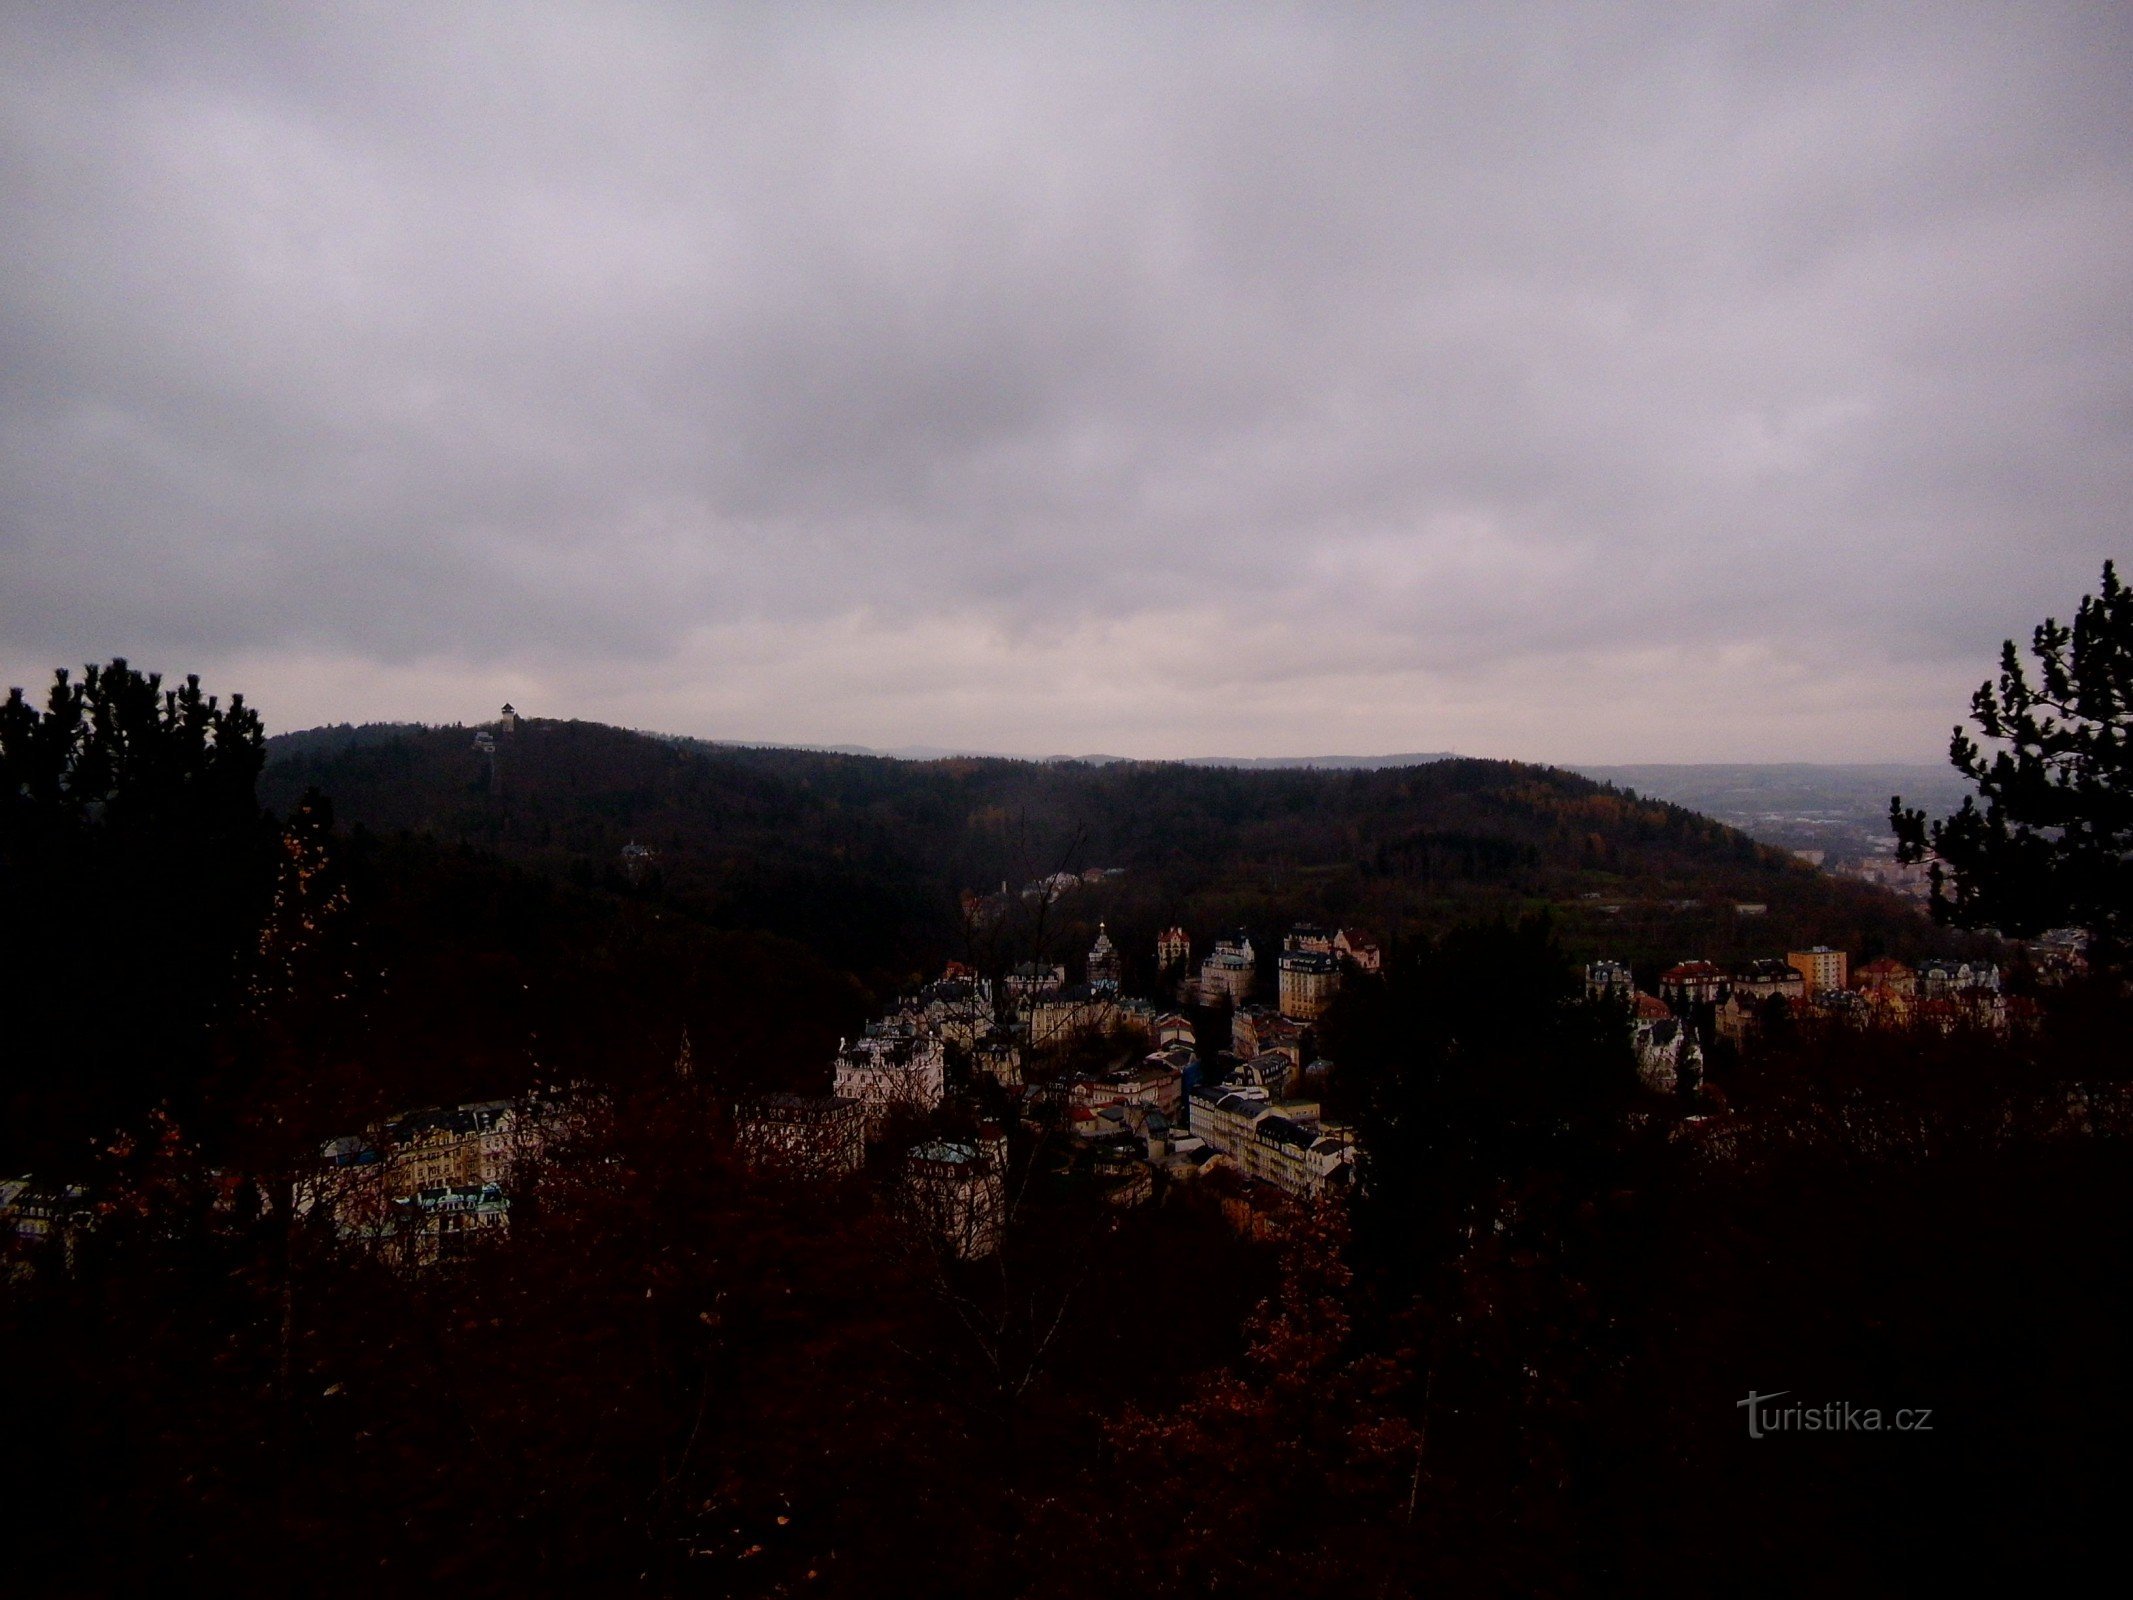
[1186,1087,1354,1199]
[832,1032,946,1135]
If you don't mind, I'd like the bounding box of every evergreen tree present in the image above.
[1893,562,2133,965]
[0,660,271,1165]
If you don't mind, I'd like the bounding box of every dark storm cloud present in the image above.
[2,2,2129,756]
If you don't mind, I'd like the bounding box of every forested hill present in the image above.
[263,719,1952,988]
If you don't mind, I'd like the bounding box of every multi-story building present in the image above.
[1188,1083,1271,1150]
[387,1183,511,1266]
[1152,1011,1196,1049]
[1728,958,1805,1005]
[899,1129,1008,1260]
[1156,926,1192,979]
[1632,1016,1703,1095]
[1004,961,1067,999]
[1144,1045,1200,1103]
[1277,949,1340,1021]
[1186,1087,1353,1199]
[1713,993,1757,1046]
[1155,927,1195,1001]
[734,1094,867,1179]
[1086,924,1122,991]
[1659,961,1726,1010]
[1234,1008,1304,1067]
[1333,928,1382,974]
[1237,1114,1355,1198]
[1284,923,1334,955]
[1788,946,1850,999]
[833,1032,946,1135]
[884,975,997,1049]
[1068,1061,1185,1125]
[1199,931,1256,1006]
[1114,1061,1185,1118]
[1263,1014,1307,1059]
[1585,960,1635,1002]
[379,1099,525,1192]
[972,1026,1024,1088]
[296,1089,594,1264]
[318,1093,578,1207]
[1235,1050,1299,1096]
[1855,958,1916,998]
[1025,984,1121,1051]
[1917,958,2000,996]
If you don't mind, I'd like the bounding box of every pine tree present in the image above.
[0,660,272,1165]
[1892,562,2133,965]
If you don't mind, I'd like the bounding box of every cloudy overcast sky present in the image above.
[2,3,2128,761]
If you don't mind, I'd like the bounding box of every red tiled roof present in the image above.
[1660,962,1721,982]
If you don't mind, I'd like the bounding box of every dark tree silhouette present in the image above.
[1893,561,2133,963]
[0,659,271,1166]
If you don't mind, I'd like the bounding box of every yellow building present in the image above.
[1787,946,1849,998]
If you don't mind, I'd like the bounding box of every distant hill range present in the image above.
[270,725,1460,770]
[262,720,1965,984]
[267,726,1965,863]
[668,736,1463,769]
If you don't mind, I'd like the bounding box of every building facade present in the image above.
[1025,984,1121,1051]
[900,1130,1008,1260]
[832,1033,947,1134]
[1659,961,1726,1010]
[1917,958,2000,996]
[1333,928,1382,973]
[1199,932,1257,1006]
[1788,946,1850,998]
[1728,958,1805,1005]
[1004,962,1067,999]
[1186,1087,1353,1199]
[1086,924,1122,991]
[972,1026,1024,1088]
[1277,949,1340,1021]
[1632,1017,1703,1095]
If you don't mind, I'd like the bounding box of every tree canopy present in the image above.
[1893,561,2133,963]
[0,660,271,1167]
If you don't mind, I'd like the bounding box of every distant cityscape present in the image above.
[1573,762,1974,876]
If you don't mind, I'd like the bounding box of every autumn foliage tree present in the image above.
[1095,1201,1424,1599]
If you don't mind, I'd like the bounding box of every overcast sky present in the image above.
[3,3,2128,761]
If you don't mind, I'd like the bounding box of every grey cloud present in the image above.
[1,2,2129,754]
